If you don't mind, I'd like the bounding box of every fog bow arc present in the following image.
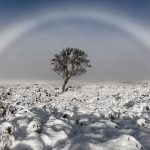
[0,10,150,56]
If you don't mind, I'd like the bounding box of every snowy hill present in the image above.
[0,81,150,150]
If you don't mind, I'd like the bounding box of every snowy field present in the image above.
[0,81,150,150]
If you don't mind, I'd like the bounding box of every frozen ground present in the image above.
[0,81,150,150]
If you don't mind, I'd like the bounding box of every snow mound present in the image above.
[53,134,142,150]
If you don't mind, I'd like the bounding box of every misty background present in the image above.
[0,0,150,81]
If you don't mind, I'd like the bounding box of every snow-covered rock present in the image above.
[137,118,149,127]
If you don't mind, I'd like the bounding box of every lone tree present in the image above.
[51,48,91,92]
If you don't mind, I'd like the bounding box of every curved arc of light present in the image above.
[0,10,150,55]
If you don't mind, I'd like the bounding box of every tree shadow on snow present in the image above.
[117,116,150,150]
[52,106,123,150]
[9,105,149,150]
[52,105,150,150]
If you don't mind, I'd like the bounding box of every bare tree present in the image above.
[51,48,91,92]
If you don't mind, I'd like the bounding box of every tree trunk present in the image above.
[62,78,68,92]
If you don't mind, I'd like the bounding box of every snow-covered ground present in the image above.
[0,81,150,150]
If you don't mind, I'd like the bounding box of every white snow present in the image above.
[0,81,150,149]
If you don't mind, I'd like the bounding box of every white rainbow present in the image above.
[0,9,150,55]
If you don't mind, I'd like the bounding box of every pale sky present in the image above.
[0,0,150,81]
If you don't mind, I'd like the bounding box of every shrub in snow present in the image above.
[0,132,12,150]
[124,100,135,108]
[62,113,69,119]
[109,111,120,122]
[0,123,15,150]
[112,93,121,100]
[0,102,7,118]
[145,106,150,111]
[65,86,73,91]
[78,118,89,126]
[0,103,17,118]
[1,122,15,136]
[8,106,16,114]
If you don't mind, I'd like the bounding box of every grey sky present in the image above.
[0,0,150,81]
